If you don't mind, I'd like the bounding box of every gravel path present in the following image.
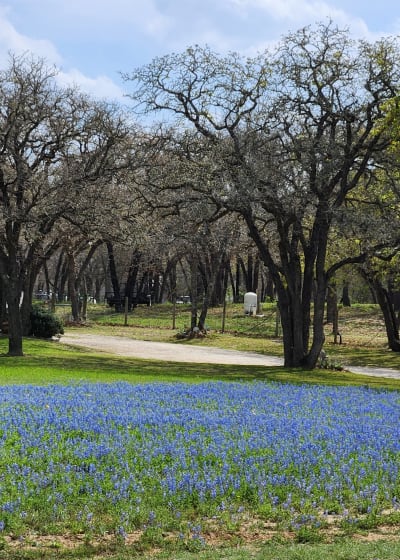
[60,332,400,379]
[60,333,283,366]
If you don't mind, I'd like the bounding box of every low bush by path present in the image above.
[1,380,400,556]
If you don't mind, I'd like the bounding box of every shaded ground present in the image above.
[60,332,400,379]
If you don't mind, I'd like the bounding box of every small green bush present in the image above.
[30,306,64,339]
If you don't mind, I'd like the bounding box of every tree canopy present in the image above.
[124,21,400,367]
[3,22,400,366]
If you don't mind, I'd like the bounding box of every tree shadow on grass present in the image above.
[0,336,400,390]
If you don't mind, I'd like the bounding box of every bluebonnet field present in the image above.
[0,381,400,542]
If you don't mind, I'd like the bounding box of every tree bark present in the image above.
[67,252,80,322]
[159,257,177,303]
[0,232,24,355]
[190,256,199,330]
[6,275,23,356]
[228,258,241,303]
[0,277,6,329]
[124,250,142,307]
[326,281,337,324]
[20,266,38,336]
[361,269,400,352]
[106,241,122,311]
[341,282,351,306]
[376,287,400,351]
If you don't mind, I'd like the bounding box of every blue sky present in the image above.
[1,0,399,104]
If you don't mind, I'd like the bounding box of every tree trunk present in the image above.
[246,255,253,292]
[58,261,68,303]
[0,277,6,328]
[252,255,260,294]
[361,269,400,352]
[1,242,24,355]
[95,277,102,303]
[265,272,275,302]
[106,241,122,311]
[376,287,400,351]
[152,269,161,303]
[81,277,88,321]
[178,258,191,296]
[198,271,214,331]
[125,250,141,308]
[67,252,80,322]
[326,281,337,324]
[159,258,177,303]
[20,279,35,336]
[276,285,307,366]
[228,258,241,303]
[189,256,199,330]
[306,278,327,367]
[6,278,23,356]
[198,296,209,331]
[341,281,351,306]
[20,261,42,336]
[244,212,326,368]
[43,260,51,297]
[52,251,65,304]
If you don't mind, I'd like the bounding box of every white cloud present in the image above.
[1,0,397,104]
[0,6,61,66]
[227,0,391,41]
[56,68,126,103]
[0,5,126,102]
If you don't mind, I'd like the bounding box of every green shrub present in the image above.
[30,306,64,339]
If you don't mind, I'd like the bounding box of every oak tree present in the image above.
[125,22,400,367]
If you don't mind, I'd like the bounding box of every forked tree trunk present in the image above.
[245,213,326,369]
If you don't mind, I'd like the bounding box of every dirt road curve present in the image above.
[60,332,400,379]
[60,333,283,366]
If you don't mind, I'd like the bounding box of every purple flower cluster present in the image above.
[0,381,399,534]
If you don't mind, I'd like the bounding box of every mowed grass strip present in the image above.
[1,336,400,390]
[2,539,400,560]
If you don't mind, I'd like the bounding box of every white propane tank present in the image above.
[244,292,257,315]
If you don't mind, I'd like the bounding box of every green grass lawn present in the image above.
[4,297,399,364]
[1,302,400,560]
[55,301,400,370]
[1,336,400,391]
[3,539,400,560]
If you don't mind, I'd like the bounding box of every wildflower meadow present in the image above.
[1,380,400,547]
